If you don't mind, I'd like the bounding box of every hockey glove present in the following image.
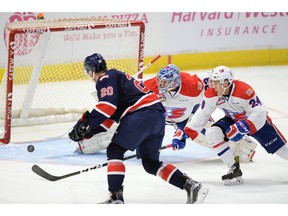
[69,111,92,142]
[172,128,189,150]
[226,120,251,142]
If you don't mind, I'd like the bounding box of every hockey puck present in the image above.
[27,145,35,152]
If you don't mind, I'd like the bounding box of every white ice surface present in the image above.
[1,66,288,215]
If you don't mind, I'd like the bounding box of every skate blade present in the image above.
[98,200,124,204]
[195,187,209,204]
[224,176,244,186]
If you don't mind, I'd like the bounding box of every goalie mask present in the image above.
[156,64,181,94]
[84,53,107,74]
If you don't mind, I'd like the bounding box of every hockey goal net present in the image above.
[0,17,145,144]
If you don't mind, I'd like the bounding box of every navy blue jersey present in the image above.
[88,69,165,131]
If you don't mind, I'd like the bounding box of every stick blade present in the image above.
[32,165,60,181]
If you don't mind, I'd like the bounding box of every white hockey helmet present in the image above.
[209,65,234,85]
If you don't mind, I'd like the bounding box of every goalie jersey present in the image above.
[89,69,164,131]
[144,72,209,126]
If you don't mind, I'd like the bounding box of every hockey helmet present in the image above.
[209,65,234,85]
[84,53,107,73]
[157,64,181,93]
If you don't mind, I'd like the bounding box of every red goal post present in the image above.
[0,17,145,144]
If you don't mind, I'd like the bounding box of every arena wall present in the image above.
[0,12,287,80]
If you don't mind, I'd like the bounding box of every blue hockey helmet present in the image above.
[84,53,107,73]
[157,64,181,93]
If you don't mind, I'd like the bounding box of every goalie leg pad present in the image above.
[230,136,257,163]
[76,137,110,154]
[76,123,118,154]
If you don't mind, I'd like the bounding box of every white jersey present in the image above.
[144,72,208,123]
[187,79,267,135]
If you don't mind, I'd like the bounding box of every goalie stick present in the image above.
[43,126,74,142]
[132,54,162,79]
[32,144,172,181]
[12,126,74,144]
[91,54,161,100]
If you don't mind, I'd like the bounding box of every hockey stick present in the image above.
[32,144,172,181]
[132,54,162,79]
[44,126,73,142]
[90,54,161,101]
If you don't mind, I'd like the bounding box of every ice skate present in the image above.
[99,186,124,204]
[184,178,209,204]
[222,156,244,186]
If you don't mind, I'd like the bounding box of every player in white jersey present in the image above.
[144,64,206,150]
[184,65,288,186]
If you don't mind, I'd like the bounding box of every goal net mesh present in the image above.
[0,17,145,143]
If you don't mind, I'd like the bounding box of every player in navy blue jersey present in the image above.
[68,53,208,204]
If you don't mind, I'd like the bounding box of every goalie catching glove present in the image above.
[69,111,92,142]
